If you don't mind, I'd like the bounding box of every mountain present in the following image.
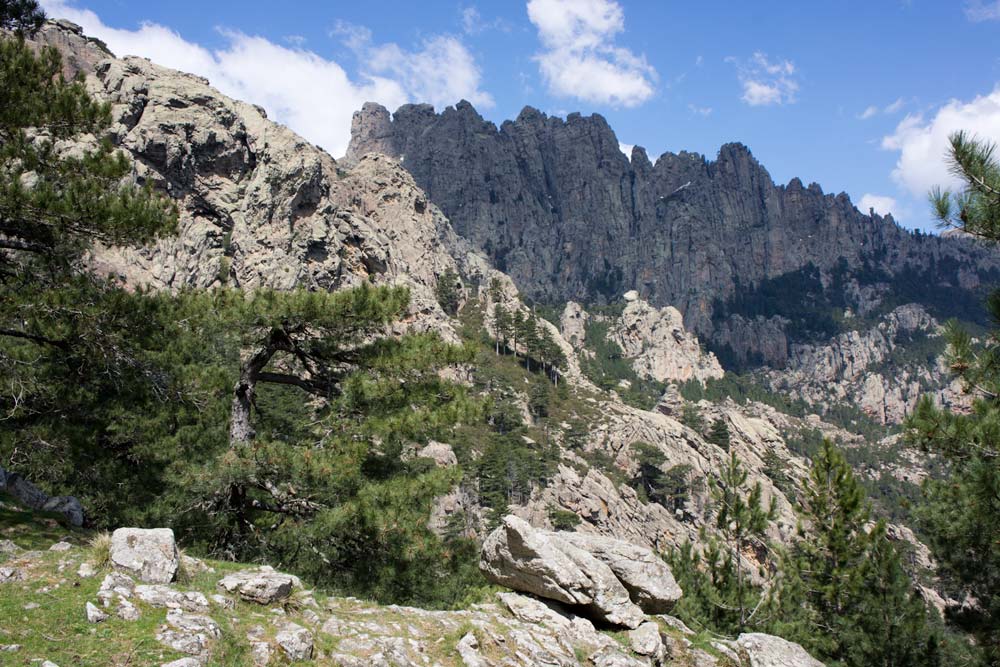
[24,18,889,561]
[9,20,970,663]
[345,101,1000,368]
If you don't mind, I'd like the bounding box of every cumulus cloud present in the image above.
[41,1,492,157]
[858,194,900,218]
[337,22,494,112]
[619,142,634,160]
[526,0,657,107]
[728,52,798,107]
[965,0,1000,21]
[881,86,1000,197]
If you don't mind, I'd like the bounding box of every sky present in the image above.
[39,0,1000,233]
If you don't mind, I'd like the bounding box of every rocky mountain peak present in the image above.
[344,100,1000,370]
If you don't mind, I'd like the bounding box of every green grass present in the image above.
[0,501,286,666]
[0,549,178,665]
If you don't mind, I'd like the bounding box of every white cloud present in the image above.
[688,104,712,116]
[858,194,900,218]
[41,1,492,157]
[881,86,1000,197]
[728,52,798,107]
[338,22,494,111]
[619,142,634,160]
[965,0,1000,21]
[461,7,509,34]
[526,0,657,107]
[859,98,904,120]
[884,97,905,114]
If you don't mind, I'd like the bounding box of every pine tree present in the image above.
[906,131,1000,661]
[630,441,667,504]
[776,439,942,667]
[0,0,44,34]
[435,267,461,316]
[681,402,706,432]
[493,303,512,355]
[668,452,777,634]
[707,417,732,450]
[0,3,176,511]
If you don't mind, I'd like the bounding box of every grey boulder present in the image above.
[480,515,645,628]
[217,566,300,605]
[737,633,825,667]
[276,622,314,661]
[110,528,180,584]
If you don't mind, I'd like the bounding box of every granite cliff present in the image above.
[345,101,1000,367]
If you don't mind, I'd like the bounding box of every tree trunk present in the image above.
[228,329,284,448]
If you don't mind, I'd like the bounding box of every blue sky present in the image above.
[41,0,1000,232]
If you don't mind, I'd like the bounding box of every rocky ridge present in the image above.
[30,21,489,346]
[344,101,1000,354]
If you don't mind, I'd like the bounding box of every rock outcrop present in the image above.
[480,515,683,627]
[609,298,724,383]
[554,531,683,614]
[559,297,723,384]
[27,21,490,348]
[217,566,300,604]
[0,464,84,527]
[762,304,968,423]
[480,515,646,628]
[736,633,825,667]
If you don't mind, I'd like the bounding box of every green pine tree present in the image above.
[493,302,512,355]
[0,2,176,512]
[435,267,462,316]
[776,439,943,667]
[905,131,1000,662]
[711,451,776,631]
[670,452,776,635]
[707,417,732,450]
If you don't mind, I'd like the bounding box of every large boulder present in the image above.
[737,633,825,667]
[110,528,180,584]
[480,515,645,628]
[556,531,682,613]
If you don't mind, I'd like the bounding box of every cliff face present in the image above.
[345,101,1000,353]
[762,304,969,424]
